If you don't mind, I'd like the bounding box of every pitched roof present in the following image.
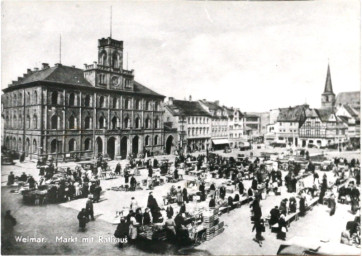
[335,91,360,107]
[277,105,307,122]
[166,100,211,116]
[5,64,163,97]
[316,108,336,122]
[323,64,334,95]
[9,65,92,87]
[343,104,359,117]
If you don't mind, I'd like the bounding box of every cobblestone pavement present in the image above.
[1,148,360,255]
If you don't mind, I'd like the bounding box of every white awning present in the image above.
[212,139,229,145]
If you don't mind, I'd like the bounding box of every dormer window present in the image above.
[125,79,132,88]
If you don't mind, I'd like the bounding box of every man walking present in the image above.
[86,195,95,221]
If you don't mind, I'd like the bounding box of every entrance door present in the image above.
[132,136,139,156]
[96,137,103,156]
[107,137,116,160]
[25,138,30,157]
[121,137,127,159]
[166,136,173,154]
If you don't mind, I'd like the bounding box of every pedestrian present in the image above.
[4,210,17,231]
[182,187,189,203]
[114,163,121,176]
[130,175,137,191]
[77,208,89,231]
[166,204,174,219]
[143,208,152,225]
[130,197,138,212]
[277,214,288,240]
[330,193,336,216]
[86,196,95,221]
[114,217,128,248]
[128,211,139,243]
[252,218,265,247]
[7,172,15,186]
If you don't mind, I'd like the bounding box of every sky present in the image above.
[1,0,360,112]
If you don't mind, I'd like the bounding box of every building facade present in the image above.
[1,37,165,161]
[164,97,211,153]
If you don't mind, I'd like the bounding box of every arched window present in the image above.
[51,91,58,105]
[33,114,37,129]
[155,102,160,111]
[19,93,22,105]
[13,115,17,129]
[85,116,92,129]
[26,115,31,129]
[135,100,141,110]
[14,94,17,106]
[99,116,105,129]
[112,97,117,109]
[154,118,160,129]
[68,139,76,152]
[69,93,75,106]
[99,96,105,108]
[18,114,22,128]
[33,139,37,154]
[50,139,57,153]
[51,115,58,129]
[145,118,150,129]
[146,101,151,110]
[112,116,118,129]
[100,51,107,65]
[84,95,91,107]
[113,52,121,69]
[154,135,159,145]
[125,99,130,109]
[26,92,31,104]
[124,117,130,128]
[69,115,76,129]
[84,138,91,150]
[145,136,150,146]
[135,117,140,128]
[33,91,38,104]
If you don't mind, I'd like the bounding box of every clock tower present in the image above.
[84,37,134,91]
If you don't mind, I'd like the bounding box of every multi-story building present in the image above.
[199,100,229,150]
[1,36,165,161]
[335,104,360,145]
[299,108,348,148]
[164,97,211,152]
[225,107,247,148]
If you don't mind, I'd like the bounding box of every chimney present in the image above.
[41,63,49,70]
[34,67,39,71]
[27,69,32,74]
[55,63,62,67]
[168,97,174,105]
[71,65,75,68]
[215,100,220,105]
[189,95,192,101]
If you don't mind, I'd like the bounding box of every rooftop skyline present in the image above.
[2,0,360,112]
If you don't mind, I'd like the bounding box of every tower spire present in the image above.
[324,63,333,94]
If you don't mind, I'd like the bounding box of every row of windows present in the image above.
[187,117,209,124]
[49,91,161,110]
[4,115,38,129]
[49,135,160,154]
[279,129,298,133]
[4,91,38,107]
[229,133,244,138]
[187,127,209,136]
[49,115,161,130]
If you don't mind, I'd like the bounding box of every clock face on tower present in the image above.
[111,76,120,87]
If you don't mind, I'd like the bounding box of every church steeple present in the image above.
[321,63,336,109]
[323,64,334,94]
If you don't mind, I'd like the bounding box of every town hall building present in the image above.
[1,37,165,161]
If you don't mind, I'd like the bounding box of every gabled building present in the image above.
[299,108,348,148]
[335,104,360,143]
